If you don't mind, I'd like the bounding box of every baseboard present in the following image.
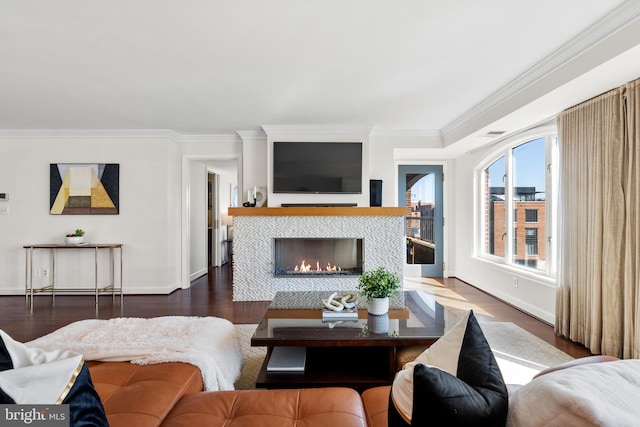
[0,289,26,296]
[0,283,184,296]
[190,268,208,282]
[452,275,554,326]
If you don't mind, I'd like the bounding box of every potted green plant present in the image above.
[65,228,85,244]
[357,266,401,315]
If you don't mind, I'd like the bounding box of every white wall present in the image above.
[0,136,182,295]
[238,133,268,206]
[166,139,182,291]
[189,161,208,280]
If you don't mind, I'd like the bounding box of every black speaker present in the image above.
[369,179,382,206]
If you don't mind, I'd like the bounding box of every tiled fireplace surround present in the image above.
[229,207,406,301]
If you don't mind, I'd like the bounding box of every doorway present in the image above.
[183,155,239,287]
[398,165,444,277]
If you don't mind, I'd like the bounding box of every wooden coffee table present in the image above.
[251,290,458,391]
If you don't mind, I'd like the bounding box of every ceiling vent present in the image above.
[482,130,506,138]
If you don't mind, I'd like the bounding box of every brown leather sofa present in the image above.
[88,355,620,427]
[87,361,370,427]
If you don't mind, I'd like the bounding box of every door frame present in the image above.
[207,171,220,268]
[181,153,241,289]
[396,161,447,278]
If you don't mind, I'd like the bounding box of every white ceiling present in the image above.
[2,0,640,153]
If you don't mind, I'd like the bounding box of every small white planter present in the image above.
[65,236,84,245]
[368,296,389,315]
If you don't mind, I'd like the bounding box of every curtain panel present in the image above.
[557,79,640,358]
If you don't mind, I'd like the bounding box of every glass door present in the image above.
[398,165,443,277]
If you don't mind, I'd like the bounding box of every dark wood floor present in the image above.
[0,264,591,358]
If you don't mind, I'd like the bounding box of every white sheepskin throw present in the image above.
[507,359,640,427]
[27,316,243,391]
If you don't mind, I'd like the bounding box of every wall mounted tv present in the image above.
[273,141,363,194]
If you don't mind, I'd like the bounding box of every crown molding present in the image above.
[237,130,267,143]
[0,129,182,140]
[442,0,640,142]
[0,129,240,143]
[180,134,241,143]
[370,129,442,146]
[261,124,375,137]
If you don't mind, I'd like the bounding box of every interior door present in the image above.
[398,165,443,277]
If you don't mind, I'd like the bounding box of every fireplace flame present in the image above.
[293,260,342,273]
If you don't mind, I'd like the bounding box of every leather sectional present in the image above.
[87,360,374,427]
[87,355,622,427]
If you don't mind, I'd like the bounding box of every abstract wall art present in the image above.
[50,163,119,215]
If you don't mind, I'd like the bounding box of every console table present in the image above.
[23,243,123,311]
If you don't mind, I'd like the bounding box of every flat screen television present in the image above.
[273,141,362,194]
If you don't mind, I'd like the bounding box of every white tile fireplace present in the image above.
[229,207,407,301]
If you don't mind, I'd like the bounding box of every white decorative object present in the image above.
[321,291,359,313]
[255,186,267,207]
[340,292,358,309]
[65,236,84,245]
[322,292,344,311]
[368,296,389,315]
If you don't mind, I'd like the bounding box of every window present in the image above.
[525,228,538,255]
[525,209,538,223]
[478,132,556,275]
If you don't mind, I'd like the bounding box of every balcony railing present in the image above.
[405,216,434,243]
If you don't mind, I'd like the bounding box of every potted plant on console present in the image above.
[357,266,400,315]
[65,228,85,245]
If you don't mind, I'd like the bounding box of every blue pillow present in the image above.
[389,310,508,426]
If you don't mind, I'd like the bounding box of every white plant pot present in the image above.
[65,236,84,245]
[368,296,389,315]
[368,313,390,334]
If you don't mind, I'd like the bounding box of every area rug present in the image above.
[234,324,266,390]
[233,322,573,389]
[480,322,573,385]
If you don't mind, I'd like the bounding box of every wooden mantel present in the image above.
[229,206,408,217]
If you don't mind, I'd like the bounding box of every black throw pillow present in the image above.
[388,310,508,427]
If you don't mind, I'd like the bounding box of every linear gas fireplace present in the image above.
[273,238,363,277]
[230,207,405,301]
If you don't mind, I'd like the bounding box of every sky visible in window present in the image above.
[488,138,546,199]
[513,138,546,199]
[411,173,435,204]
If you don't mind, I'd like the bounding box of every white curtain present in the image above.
[556,79,640,358]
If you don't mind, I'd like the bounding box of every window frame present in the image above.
[474,126,557,279]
